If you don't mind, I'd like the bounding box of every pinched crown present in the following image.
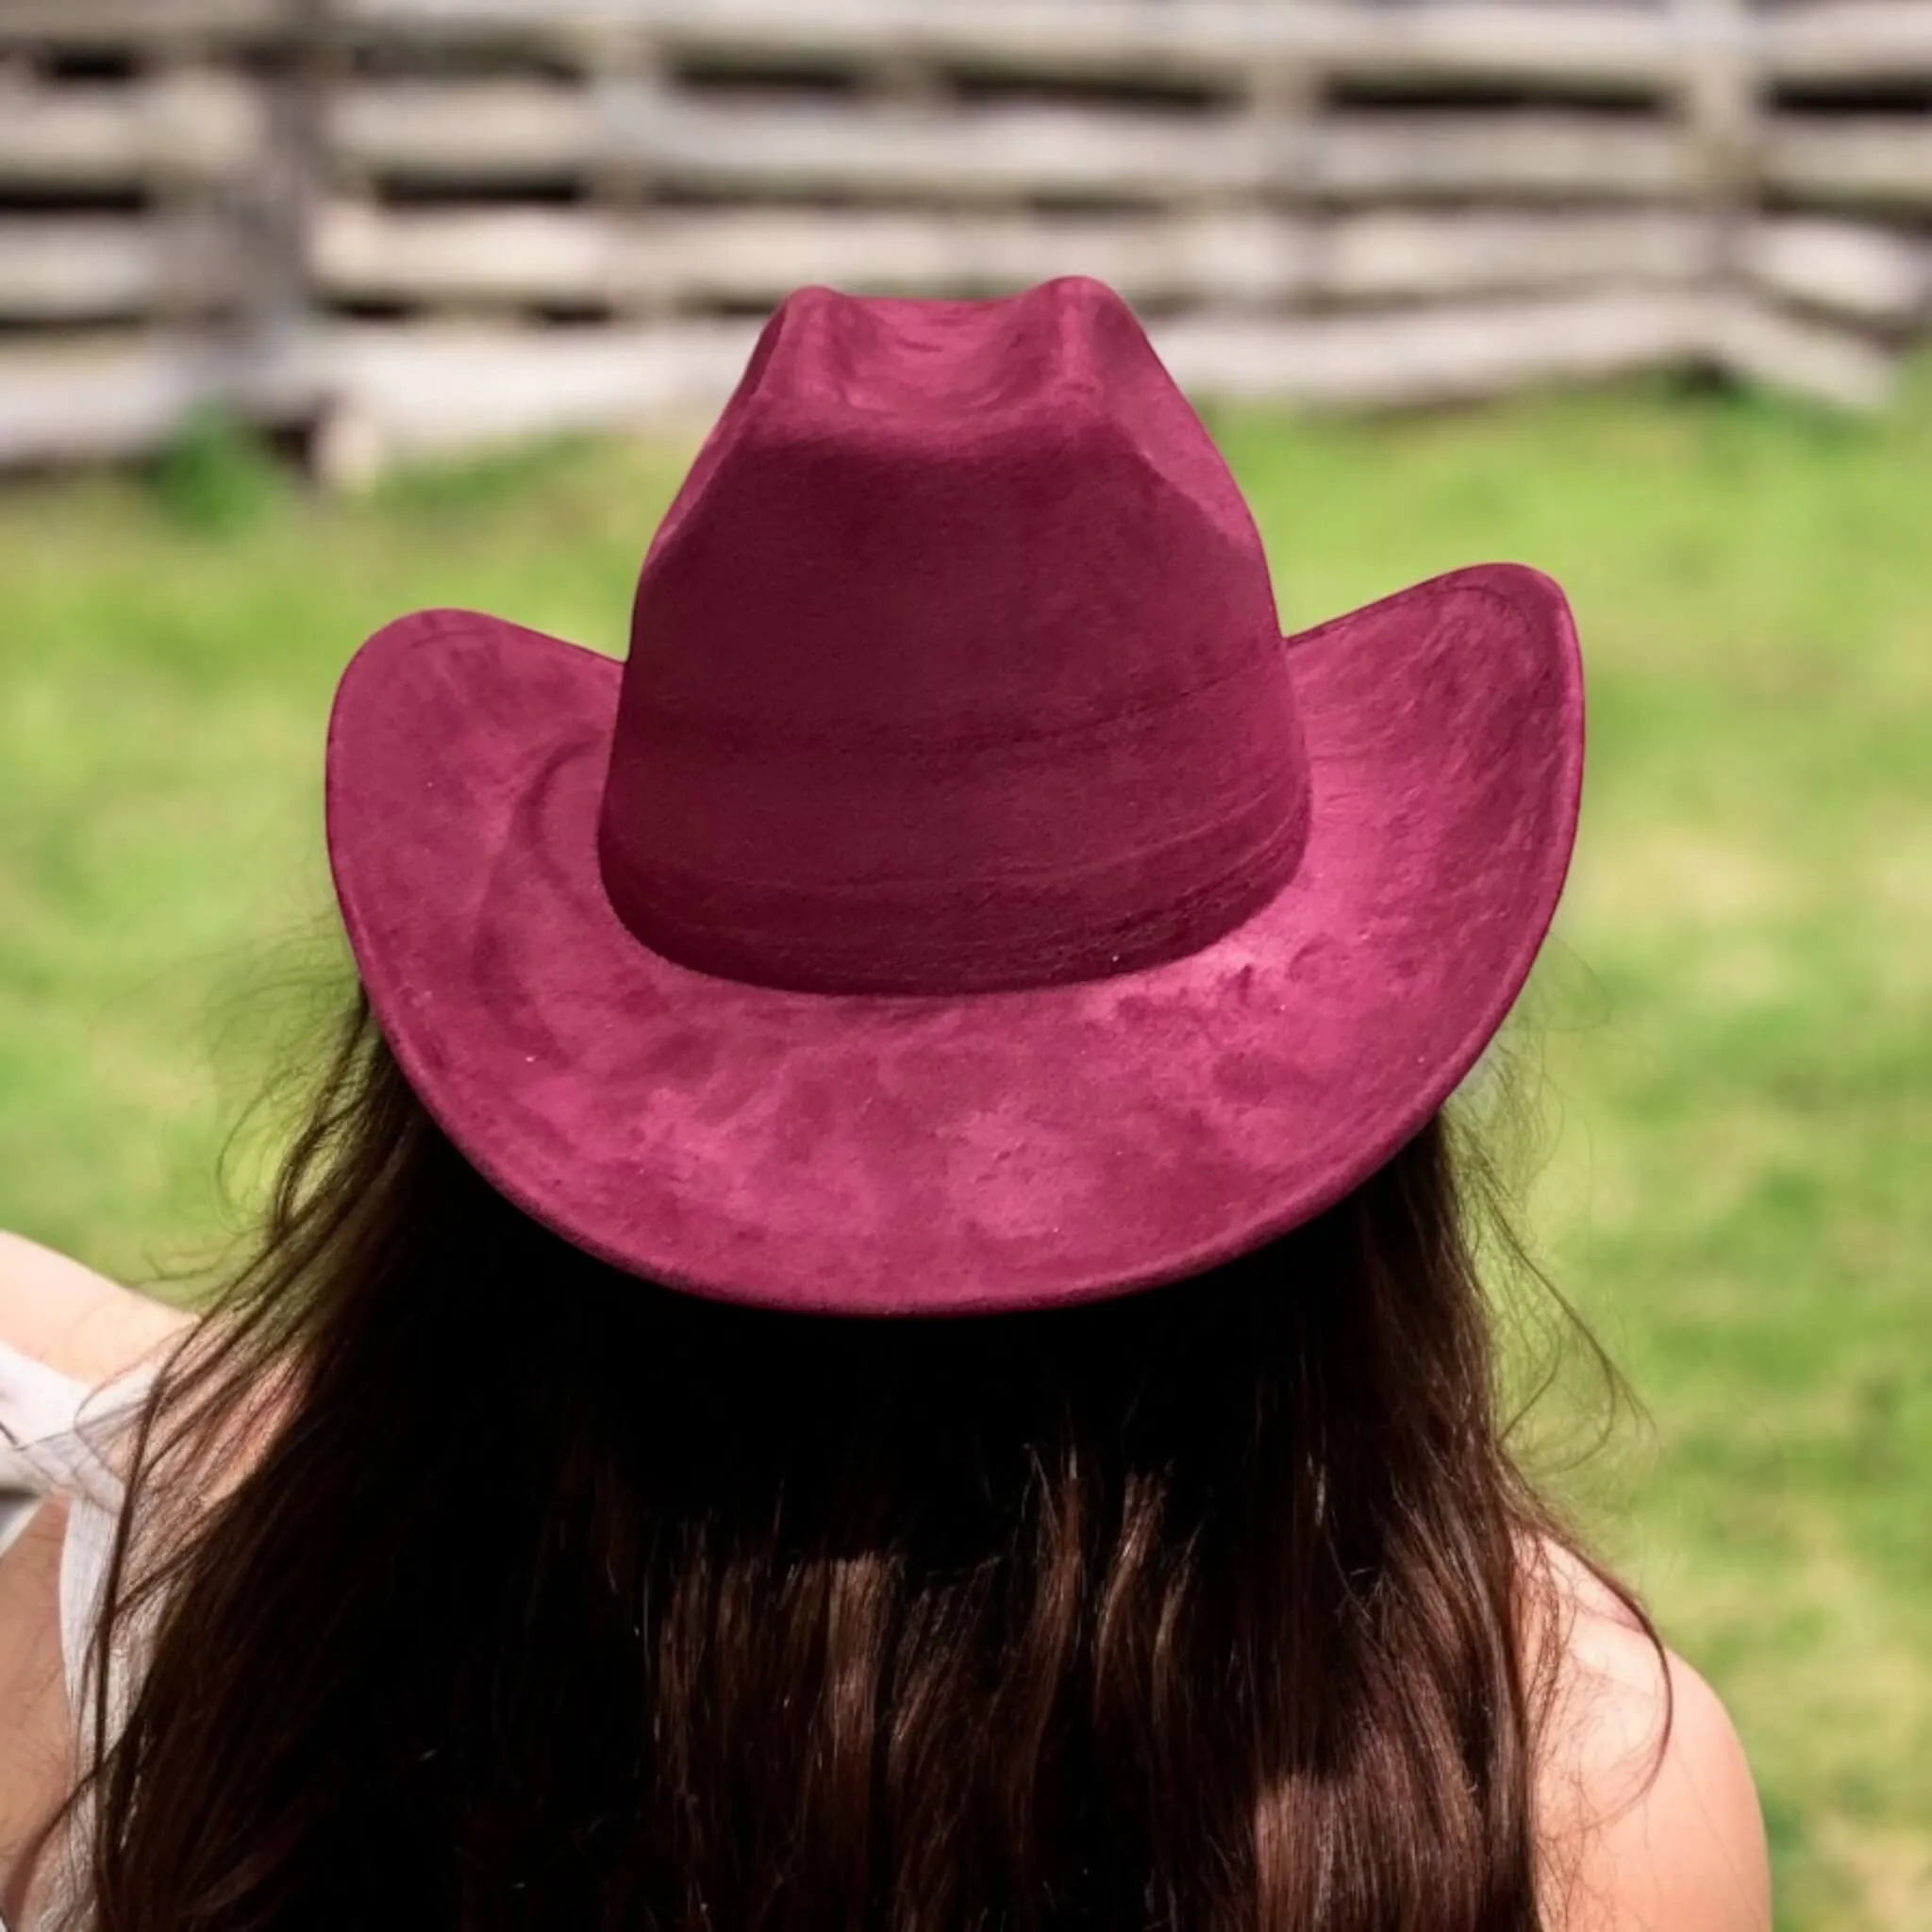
[598,279,1310,994]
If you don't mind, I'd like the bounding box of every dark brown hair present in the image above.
[47,989,1655,1932]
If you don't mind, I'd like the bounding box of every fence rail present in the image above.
[299,204,1932,320]
[1,0,1931,473]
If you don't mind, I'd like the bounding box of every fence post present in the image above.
[1243,4,1321,318]
[143,40,225,344]
[298,0,386,486]
[1673,0,1759,320]
[575,16,675,325]
[225,0,327,443]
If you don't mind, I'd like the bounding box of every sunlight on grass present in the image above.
[2,374,1926,1931]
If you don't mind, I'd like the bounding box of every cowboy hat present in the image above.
[325,277,1582,1314]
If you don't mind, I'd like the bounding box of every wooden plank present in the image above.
[1762,2,1932,84]
[1170,293,1892,411]
[49,0,1919,96]
[327,83,614,185]
[330,86,1276,197]
[330,86,1698,203]
[307,292,1718,451]
[0,75,265,189]
[1744,218,1930,324]
[340,0,1686,94]
[1761,118,1932,210]
[1325,5,1688,94]
[764,99,1239,205]
[313,202,629,305]
[309,302,1890,448]
[0,289,1888,473]
[0,332,313,466]
[316,318,760,453]
[0,0,283,46]
[0,218,193,320]
[1318,208,1707,296]
[310,201,1713,308]
[0,341,212,466]
[1314,111,1697,201]
[1155,291,1711,408]
[1706,295,1894,409]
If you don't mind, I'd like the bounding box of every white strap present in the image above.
[0,1342,164,1932]
[0,1342,158,1510]
[0,1339,158,1727]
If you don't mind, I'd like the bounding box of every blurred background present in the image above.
[0,1,1928,1927]
[4,0,1932,461]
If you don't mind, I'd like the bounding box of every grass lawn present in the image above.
[2,371,1927,1928]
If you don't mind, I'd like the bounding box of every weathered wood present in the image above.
[1673,0,1757,208]
[1705,295,1894,409]
[0,74,265,188]
[340,0,1689,95]
[1155,291,1711,409]
[0,218,238,320]
[302,293,1720,454]
[1316,4,1688,95]
[1761,119,1932,210]
[330,87,1702,203]
[1744,218,1930,324]
[330,87,1278,198]
[0,332,312,467]
[242,0,333,340]
[1762,2,1932,84]
[309,202,1715,309]
[0,224,158,320]
[0,288,1895,474]
[1163,293,1890,411]
[0,0,281,46]
[1318,208,1708,297]
[315,319,760,453]
[1315,111,1696,201]
[25,0,1932,99]
[326,84,591,187]
[312,202,625,306]
[0,341,205,466]
[305,298,1894,443]
[0,0,1923,467]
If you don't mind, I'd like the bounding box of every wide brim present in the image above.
[325,562,1581,1314]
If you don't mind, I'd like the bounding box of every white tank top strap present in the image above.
[0,1340,158,1724]
[0,1341,163,1932]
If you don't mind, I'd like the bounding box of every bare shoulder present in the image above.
[0,1497,75,1925]
[0,1239,201,1919]
[0,1229,196,1389]
[1529,1537,1772,1932]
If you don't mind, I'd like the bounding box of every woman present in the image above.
[0,278,1768,1931]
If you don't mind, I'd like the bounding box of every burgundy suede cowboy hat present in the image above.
[325,276,1582,1316]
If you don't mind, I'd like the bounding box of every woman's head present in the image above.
[52,282,1610,1932]
[326,285,1584,1320]
[57,988,1625,1932]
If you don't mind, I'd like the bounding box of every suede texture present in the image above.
[325,278,1584,1315]
[601,280,1308,994]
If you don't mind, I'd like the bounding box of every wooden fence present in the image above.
[2,0,1931,475]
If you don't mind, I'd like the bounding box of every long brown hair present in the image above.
[47,987,1655,1932]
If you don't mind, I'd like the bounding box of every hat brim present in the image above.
[325,563,1581,1314]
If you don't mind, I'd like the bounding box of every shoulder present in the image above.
[0,1236,194,1923]
[0,1496,74,1926]
[0,1230,194,1389]
[1529,1538,1772,1932]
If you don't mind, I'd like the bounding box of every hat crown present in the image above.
[598,277,1310,994]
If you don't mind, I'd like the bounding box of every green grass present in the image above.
[3,372,1928,1928]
